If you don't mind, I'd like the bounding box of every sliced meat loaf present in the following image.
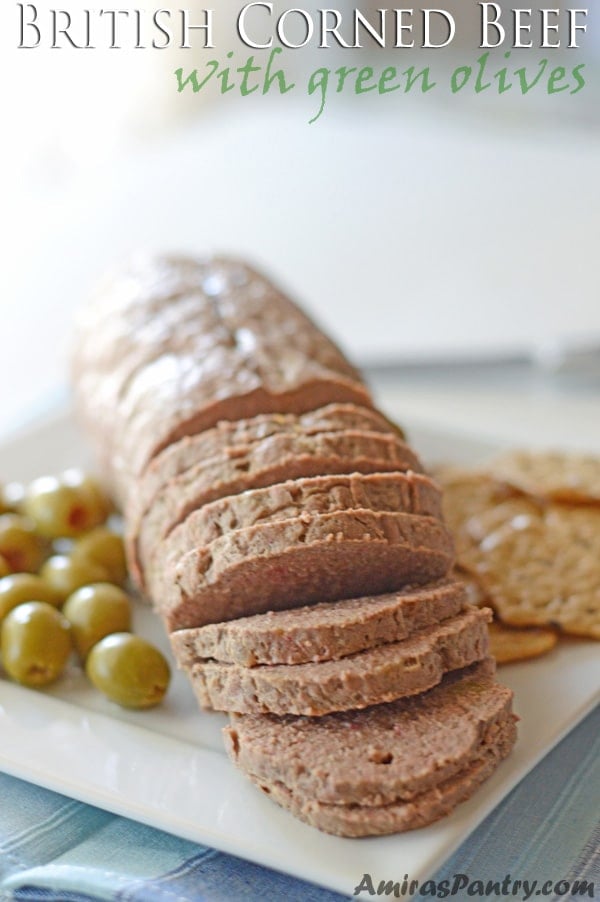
[131,402,400,527]
[73,255,372,504]
[171,577,466,668]
[223,659,516,826]
[113,360,371,505]
[260,717,516,837]
[74,256,363,395]
[152,510,454,631]
[135,429,424,585]
[152,471,441,590]
[186,605,491,715]
[127,405,407,585]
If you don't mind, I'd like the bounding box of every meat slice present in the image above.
[259,717,516,837]
[185,606,491,716]
[150,470,441,593]
[170,577,465,668]
[135,429,424,586]
[223,658,517,835]
[151,510,454,631]
[131,402,400,527]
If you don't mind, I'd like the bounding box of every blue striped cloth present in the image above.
[1,705,598,902]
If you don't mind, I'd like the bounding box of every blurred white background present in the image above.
[1,1,599,437]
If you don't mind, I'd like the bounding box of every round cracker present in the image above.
[488,620,558,664]
[487,450,600,505]
[465,504,600,639]
[462,497,543,562]
[435,468,515,557]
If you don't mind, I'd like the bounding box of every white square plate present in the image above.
[0,407,598,898]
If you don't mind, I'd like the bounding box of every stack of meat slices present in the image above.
[72,254,517,837]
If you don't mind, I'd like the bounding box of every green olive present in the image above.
[1,601,72,686]
[63,583,131,659]
[0,573,62,621]
[62,469,114,518]
[39,554,110,603]
[86,633,170,709]
[23,471,111,539]
[0,514,48,573]
[71,528,128,585]
[0,482,24,515]
[0,555,10,578]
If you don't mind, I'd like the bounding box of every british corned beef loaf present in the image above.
[71,253,517,838]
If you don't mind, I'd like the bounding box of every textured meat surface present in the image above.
[132,403,398,524]
[186,606,491,715]
[223,659,514,808]
[152,510,455,630]
[72,255,372,503]
[257,715,517,837]
[135,429,424,584]
[154,470,441,589]
[170,578,465,668]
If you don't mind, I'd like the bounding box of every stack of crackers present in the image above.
[437,450,600,664]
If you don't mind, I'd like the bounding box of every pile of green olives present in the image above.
[0,471,170,709]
